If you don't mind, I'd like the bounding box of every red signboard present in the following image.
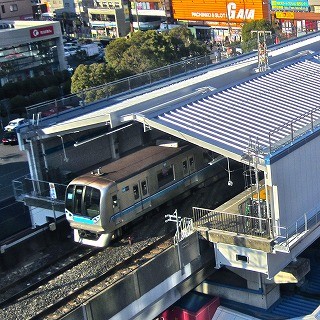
[30,26,54,38]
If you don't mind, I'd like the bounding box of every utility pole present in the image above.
[251,30,272,72]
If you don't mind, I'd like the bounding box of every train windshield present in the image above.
[66,185,101,218]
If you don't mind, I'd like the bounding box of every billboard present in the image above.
[30,26,54,38]
[172,0,267,23]
[271,0,309,11]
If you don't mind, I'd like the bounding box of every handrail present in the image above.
[268,103,320,154]
[25,52,241,122]
[192,207,272,239]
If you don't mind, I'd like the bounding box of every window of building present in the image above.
[1,5,5,13]
[10,4,18,11]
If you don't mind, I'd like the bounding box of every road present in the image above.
[0,141,28,201]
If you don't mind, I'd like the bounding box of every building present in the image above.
[0,0,34,20]
[88,0,130,38]
[87,0,170,39]
[0,20,67,86]
[271,0,320,37]
[171,0,270,41]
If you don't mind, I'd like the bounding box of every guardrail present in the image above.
[13,174,67,203]
[192,207,272,239]
[25,53,233,122]
[268,105,320,153]
[273,205,320,248]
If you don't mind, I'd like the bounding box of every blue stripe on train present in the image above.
[110,165,212,223]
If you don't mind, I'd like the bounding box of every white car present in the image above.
[4,118,26,131]
[64,48,79,57]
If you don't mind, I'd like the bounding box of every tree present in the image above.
[71,63,116,94]
[241,20,275,53]
[71,27,209,94]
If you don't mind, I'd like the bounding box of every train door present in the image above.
[182,154,196,186]
[132,178,150,212]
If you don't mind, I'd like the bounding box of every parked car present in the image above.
[4,118,26,132]
[64,47,80,57]
[2,132,18,145]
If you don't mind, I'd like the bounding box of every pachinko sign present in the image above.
[172,0,266,22]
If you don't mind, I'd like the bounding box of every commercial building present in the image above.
[0,0,33,20]
[0,20,67,86]
[87,0,170,38]
[271,0,320,37]
[171,0,270,41]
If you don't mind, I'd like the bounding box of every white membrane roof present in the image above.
[140,57,320,163]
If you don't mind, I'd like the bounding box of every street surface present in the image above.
[0,141,28,201]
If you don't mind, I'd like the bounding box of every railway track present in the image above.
[38,234,174,320]
[0,245,99,308]
[0,173,244,320]
[0,205,174,320]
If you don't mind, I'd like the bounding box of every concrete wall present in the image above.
[61,234,216,320]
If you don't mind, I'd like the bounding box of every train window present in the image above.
[84,187,100,218]
[157,165,174,188]
[189,156,195,172]
[74,186,84,215]
[122,186,129,192]
[65,185,75,213]
[133,184,139,200]
[182,160,188,175]
[112,195,118,208]
[141,180,148,196]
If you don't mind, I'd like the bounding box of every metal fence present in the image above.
[13,174,67,203]
[268,105,320,153]
[274,205,320,247]
[192,207,272,239]
[25,54,220,122]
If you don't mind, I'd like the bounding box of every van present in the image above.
[4,118,26,132]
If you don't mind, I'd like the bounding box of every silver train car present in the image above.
[65,144,223,247]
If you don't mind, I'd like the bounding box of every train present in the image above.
[65,143,224,247]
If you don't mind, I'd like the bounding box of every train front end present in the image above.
[65,176,112,247]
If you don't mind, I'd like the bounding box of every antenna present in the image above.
[251,30,272,72]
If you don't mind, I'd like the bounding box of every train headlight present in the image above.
[92,215,100,223]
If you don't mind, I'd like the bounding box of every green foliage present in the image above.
[9,95,29,115]
[2,82,18,99]
[105,27,208,75]
[28,91,47,105]
[241,20,275,53]
[61,80,71,95]
[71,27,209,96]
[46,86,61,100]
[71,63,117,93]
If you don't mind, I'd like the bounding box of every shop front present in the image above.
[171,0,269,42]
[271,0,320,38]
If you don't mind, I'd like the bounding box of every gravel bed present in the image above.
[0,209,170,320]
[1,176,240,320]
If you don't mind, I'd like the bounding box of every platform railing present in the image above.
[25,54,223,122]
[273,205,320,248]
[192,207,272,239]
[13,174,67,203]
[268,105,320,153]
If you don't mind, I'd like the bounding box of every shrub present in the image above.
[9,95,29,115]
[46,86,61,100]
[29,91,47,105]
